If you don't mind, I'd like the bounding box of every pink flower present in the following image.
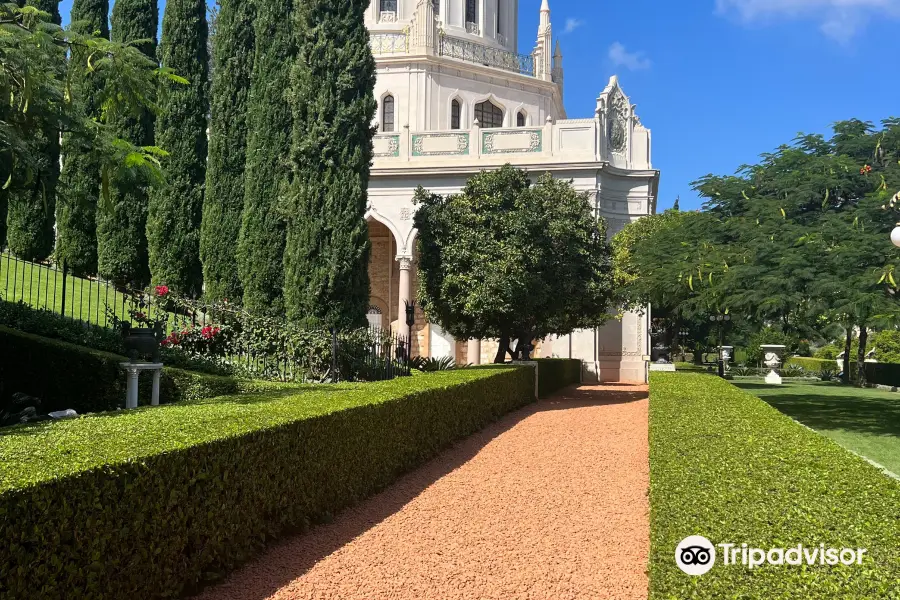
[155,285,170,297]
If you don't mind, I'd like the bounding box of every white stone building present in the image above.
[364,0,659,382]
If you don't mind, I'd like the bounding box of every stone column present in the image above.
[126,367,139,409]
[151,369,162,406]
[397,256,413,342]
[467,339,481,365]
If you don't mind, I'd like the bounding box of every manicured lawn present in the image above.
[651,373,900,598]
[734,380,900,476]
[0,252,132,326]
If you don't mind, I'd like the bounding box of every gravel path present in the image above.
[193,384,650,600]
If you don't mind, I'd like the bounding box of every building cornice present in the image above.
[371,160,659,180]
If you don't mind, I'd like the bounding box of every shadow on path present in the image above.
[190,384,647,600]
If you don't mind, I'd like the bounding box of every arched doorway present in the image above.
[366,305,384,330]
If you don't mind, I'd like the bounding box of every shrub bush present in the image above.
[863,363,900,388]
[650,373,900,598]
[786,356,835,372]
[0,366,534,599]
[536,358,581,398]
[0,327,266,414]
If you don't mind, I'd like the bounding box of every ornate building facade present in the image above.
[364,0,659,382]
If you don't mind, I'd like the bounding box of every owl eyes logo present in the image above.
[676,536,716,576]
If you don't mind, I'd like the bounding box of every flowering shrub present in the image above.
[155,285,170,297]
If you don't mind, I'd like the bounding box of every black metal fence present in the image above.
[0,252,411,383]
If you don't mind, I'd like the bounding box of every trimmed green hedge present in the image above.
[786,356,836,372]
[0,326,263,414]
[650,373,900,598]
[863,363,900,388]
[536,358,581,398]
[0,366,533,599]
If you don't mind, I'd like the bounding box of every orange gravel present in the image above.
[193,384,649,600]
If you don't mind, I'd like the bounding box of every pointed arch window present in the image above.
[517,111,526,127]
[366,306,383,330]
[475,100,503,129]
[451,99,461,130]
[382,95,395,133]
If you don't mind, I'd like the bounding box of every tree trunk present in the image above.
[494,335,510,364]
[857,325,868,388]
[693,341,704,365]
[842,326,852,384]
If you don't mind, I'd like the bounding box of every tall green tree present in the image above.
[5,0,62,261]
[98,0,157,287]
[200,0,254,303]
[147,0,209,297]
[55,0,109,276]
[236,0,294,314]
[282,0,376,327]
[414,166,615,362]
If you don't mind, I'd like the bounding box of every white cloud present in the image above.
[715,0,900,41]
[563,18,585,34]
[608,42,651,71]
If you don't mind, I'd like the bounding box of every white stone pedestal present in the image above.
[760,345,786,386]
[119,362,164,409]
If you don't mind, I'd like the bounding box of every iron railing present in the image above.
[370,32,408,55]
[0,252,411,383]
[439,34,535,77]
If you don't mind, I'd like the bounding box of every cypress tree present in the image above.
[97,0,157,287]
[56,0,109,276]
[282,0,376,328]
[147,0,209,297]
[200,0,254,303]
[5,0,61,261]
[236,0,294,314]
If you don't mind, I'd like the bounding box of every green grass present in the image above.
[0,366,519,494]
[734,380,900,476]
[650,373,900,599]
[0,252,132,327]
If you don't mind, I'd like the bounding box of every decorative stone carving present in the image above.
[482,130,542,154]
[607,90,628,154]
[397,256,413,271]
[412,132,470,156]
[399,207,412,221]
[761,344,786,385]
[379,10,397,23]
[373,134,401,158]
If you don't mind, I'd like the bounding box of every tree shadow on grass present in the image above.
[735,382,900,438]
[187,385,645,600]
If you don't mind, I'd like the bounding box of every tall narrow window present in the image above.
[517,111,526,127]
[475,100,503,128]
[382,95,395,132]
[451,100,461,130]
[432,0,440,16]
[380,0,397,13]
[497,0,502,35]
[466,0,477,26]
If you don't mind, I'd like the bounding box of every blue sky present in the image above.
[60,0,900,211]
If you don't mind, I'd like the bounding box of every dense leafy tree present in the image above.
[97,0,158,287]
[618,119,900,384]
[0,3,168,269]
[200,0,254,303]
[281,0,376,327]
[5,0,62,261]
[147,0,209,297]
[414,166,615,363]
[236,0,294,314]
[55,0,109,276]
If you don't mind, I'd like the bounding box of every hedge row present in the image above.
[0,366,534,599]
[535,358,581,398]
[786,356,836,372]
[649,373,900,598]
[0,326,269,414]
[863,362,900,388]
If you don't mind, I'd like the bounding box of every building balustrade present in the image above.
[439,34,535,76]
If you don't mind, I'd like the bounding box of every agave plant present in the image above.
[818,368,837,382]
[410,356,456,372]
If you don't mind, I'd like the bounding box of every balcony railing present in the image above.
[371,32,408,55]
[439,34,535,77]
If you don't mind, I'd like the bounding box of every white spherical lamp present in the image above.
[892,225,900,249]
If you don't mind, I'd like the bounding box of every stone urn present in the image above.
[760,344,786,384]
[720,346,734,371]
[121,323,162,363]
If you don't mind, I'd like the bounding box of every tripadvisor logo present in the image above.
[675,536,867,576]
